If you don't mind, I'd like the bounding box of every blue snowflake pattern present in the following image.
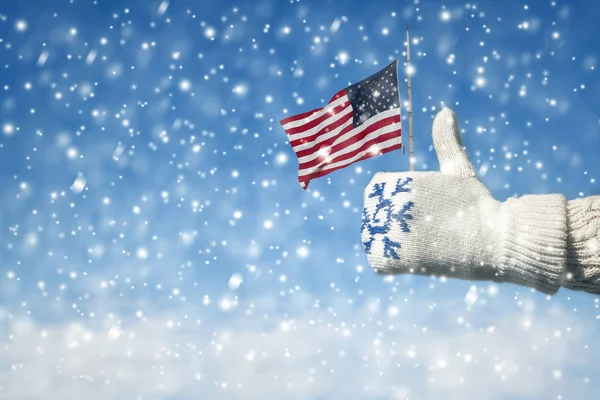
[391,177,412,196]
[382,236,402,259]
[361,208,375,253]
[393,201,414,233]
[361,177,414,258]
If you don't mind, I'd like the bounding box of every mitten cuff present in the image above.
[562,196,600,293]
[498,194,568,294]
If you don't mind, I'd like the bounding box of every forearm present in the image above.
[563,196,600,294]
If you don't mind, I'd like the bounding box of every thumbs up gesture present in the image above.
[361,108,568,294]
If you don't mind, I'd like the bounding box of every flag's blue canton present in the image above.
[361,177,414,259]
[346,61,400,128]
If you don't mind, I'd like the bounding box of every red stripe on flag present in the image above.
[280,107,322,127]
[285,100,351,136]
[280,76,402,190]
[279,89,346,126]
[299,142,402,189]
[289,110,353,150]
[297,122,401,179]
[294,113,398,160]
[284,107,402,189]
[299,123,401,171]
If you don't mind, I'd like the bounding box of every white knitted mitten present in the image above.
[563,196,600,294]
[361,107,568,294]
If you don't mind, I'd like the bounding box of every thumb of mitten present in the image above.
[433,107,477,177]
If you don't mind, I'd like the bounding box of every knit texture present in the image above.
[498,194,567,294]
[361,107,569,294]
[432,107,477,178]
[562,196,600,293]
[362,173,568,294]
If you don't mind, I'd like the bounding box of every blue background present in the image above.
[0,0,599,398]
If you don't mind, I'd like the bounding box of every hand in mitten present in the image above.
[361,107,568,294]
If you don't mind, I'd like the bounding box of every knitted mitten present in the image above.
[563,196,600,293]
[361,107,568,294]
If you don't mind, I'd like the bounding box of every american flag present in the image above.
[280,61,402,189]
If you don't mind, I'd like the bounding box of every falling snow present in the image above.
[0,1,598,399]
[228,273,243,290]
[70,174,87,194]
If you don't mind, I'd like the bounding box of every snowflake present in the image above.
[361,177,414,259]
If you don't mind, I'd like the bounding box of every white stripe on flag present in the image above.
[285,97,351,142]
[291,116,354,153]
[298,119,401,178]
[298,135,402,184]
[282,95,349,131]
[296,108,400,163]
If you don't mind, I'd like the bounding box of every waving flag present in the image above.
[280,61,402,189]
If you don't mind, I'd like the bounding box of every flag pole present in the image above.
[405,24,414,172]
